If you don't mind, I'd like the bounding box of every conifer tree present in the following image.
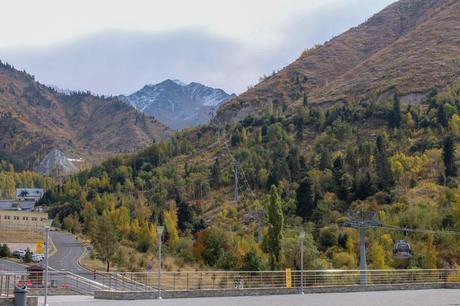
[443,135,457,178]
[296,177,315,221]
[267,185,284,269]
[437,103,449,128]
[303,92,308,108]
[388,93,401,129]
[375,135,394,190]
[210,158,222,188]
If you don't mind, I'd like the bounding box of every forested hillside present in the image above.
[42,81,460,272]
[0,61,171,168]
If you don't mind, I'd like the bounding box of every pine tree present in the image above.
[267,185,284,269]
[437,103,449,128]
[210,158,222,188]
[388,93,401,129]
[176,189,194,232]
[303,92,308,108]
[319,147,332,170]
[375,135,394,190]
[443,135,457,178]
[296,177,315,221]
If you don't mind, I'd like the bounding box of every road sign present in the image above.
[36,240,44,254]
[285,268,292,288]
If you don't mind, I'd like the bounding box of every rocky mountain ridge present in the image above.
[122,79,234,130]
[215,0,460,124]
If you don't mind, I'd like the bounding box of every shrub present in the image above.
[0,244,11,257]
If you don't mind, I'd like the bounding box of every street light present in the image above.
[156,225,164,300]
[43,219,53,306]
[299,230,305,295]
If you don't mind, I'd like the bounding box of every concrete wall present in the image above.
[94,282,460,300]
[28,288,78,296]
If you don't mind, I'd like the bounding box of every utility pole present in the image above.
[343,211,380,286]
[232,159,239,202]
[253,209,264,244]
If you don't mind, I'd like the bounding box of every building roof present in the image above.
[16,188,44,198]
[0,200,36,211]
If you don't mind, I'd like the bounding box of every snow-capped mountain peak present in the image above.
[120,80,234,130]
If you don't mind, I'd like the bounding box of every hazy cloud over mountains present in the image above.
[0,0,394,95]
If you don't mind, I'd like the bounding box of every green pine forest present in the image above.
[4,82,460,272]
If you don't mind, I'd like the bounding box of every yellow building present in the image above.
[0,210,49,230]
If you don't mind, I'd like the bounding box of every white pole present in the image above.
[359,226,367,285]
[300,230,305,295]
[156,226,164,300]
[44,226,50,306]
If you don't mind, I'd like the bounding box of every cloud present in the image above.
[0,0,395,95]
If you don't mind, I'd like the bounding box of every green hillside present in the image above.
[40,81,460,271]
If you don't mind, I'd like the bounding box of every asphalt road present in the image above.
[37,289,460,306]
[0,258,27,272]
[48,231,88,275]
[0,231,88,274]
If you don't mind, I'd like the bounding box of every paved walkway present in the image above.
[38,289,460,306]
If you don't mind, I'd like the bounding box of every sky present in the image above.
[0,0,396,95]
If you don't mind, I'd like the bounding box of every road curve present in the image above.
[49,231,89,275]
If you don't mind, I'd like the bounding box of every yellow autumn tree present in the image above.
[450,114,460,138]
[164,203,179,249]
[369,243,387,269]
[424,235,438,269]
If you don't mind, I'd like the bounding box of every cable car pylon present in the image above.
[343,211,381,285]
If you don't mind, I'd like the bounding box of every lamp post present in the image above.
[299,230,305,294]
[156,226,164,300]
[43,219,53,306]
[359,226,367,285]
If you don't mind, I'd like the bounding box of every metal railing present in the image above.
[1,269,459,295]
[87,269,460,292]
[0,271,108,295]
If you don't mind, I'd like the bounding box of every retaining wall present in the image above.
[94,282,460,300]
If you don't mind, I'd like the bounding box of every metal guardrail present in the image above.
[1,269,459,295]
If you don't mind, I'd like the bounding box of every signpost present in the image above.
[35,240,44,254]
[285,268,292,288]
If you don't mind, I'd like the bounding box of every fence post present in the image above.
[173,272,176,291]
[199,272,203,290]
[186,272,189,291]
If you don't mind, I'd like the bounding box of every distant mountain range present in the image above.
[0,61,171,168]
[120,79,235,130]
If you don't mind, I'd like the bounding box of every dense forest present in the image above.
[36,81,460,272]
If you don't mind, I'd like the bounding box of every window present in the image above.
[22,217,28,221]
[4,215,10,220]
[13,216,19,220]
[31,217,37,221]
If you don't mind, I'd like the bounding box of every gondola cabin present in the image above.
[394,240,412,259]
